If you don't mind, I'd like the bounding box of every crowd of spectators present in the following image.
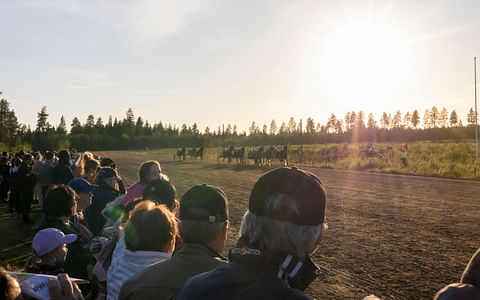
[0,149,477,299]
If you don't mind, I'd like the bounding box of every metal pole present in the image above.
[475,57,478,164]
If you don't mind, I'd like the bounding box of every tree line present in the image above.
[0,96,478,151]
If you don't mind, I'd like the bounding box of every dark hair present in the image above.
[43,185,76,218]
[58,150,70,166]
[45,151,54,160]
[100,157,116,169]
[124,201,177,252]
[142,178,177,211]
[12,158,22,167]
[0,267,21,300]
[138,161,161,184]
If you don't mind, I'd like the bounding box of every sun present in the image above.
[320,21,410,110]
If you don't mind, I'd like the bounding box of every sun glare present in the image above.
[321,22,410,109]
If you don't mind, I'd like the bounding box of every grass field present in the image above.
[1,148,480,299]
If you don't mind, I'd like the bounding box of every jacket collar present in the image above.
[173,243,227,261]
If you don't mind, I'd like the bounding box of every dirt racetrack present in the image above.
[1,150,479,299]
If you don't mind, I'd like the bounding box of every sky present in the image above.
[1,0,480,133]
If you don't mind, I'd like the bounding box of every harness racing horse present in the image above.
[276,144,288,166]
[174,147,186,161]
[233,147,246,165]
[218,146,234,164]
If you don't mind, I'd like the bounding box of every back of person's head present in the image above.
[142,178,178,211]
[95,167,120,187]
[241,167,327,260]
[44,185,76,218]
[124,201,177,252]
[138,161,161,184]
[23,154,33,163]
[179,184,229,245]
[461,248,480,288]
[84,159,100,173]
[12,158,22,167]
[100,157,116,169]
[45,151,54,161]
[58,150,70,165]
[0,268,21,300]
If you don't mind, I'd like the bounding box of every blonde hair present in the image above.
[124,201,177,252]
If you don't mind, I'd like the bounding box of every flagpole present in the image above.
[475,57,478,165]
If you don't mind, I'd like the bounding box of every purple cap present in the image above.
[68,178,98,194]
[32,228,77,257]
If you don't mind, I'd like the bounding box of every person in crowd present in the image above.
[52,150,73,185]
[68,178,98,224]
[106,201,177,300]
[434,248,480,299]
[121,161,162,206]
[24,228,77,275]
[39,185,93,279]
[83,159,100,184]
[32,152,44,204]
[85,167,121,236]
[142,178,178,212]
[0,267,22,300]
[101,157,125,194]
[7,157,22,217]
[119,184,229,300]
[0,154,10,203]
[38,151,56,207]
[18,154,36,224]
[173,167,327,300]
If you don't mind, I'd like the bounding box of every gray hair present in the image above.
[240,194,327,260]
[179,220,227,244]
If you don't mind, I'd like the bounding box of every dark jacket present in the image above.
[119,243,226,300]
[52,163,73,185]
[85,184,119,236]
[172,239,313,300]
[37,218,92,279]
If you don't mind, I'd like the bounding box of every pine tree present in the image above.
[430,106,439,128]
[467,108,478,125]
[57,116,67,135]
[367,113,377,129]
[392,110,402,128]
[423,109,430,128]
[449,110,458,127]
[269,120,277,135]
[411,109,420,128]
[36,106,50,133]
[439,107,448,128]
[287,117,296,134]
[403,112,411,128]
[380,112,389,129]
[305,117,315,134]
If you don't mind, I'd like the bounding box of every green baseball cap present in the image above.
[180,184,229,223]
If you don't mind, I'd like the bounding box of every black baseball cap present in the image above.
[180,184,228,223]
[249,167,326,225]
[96,167,121,181]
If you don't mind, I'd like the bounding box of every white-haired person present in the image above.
[173,167,327,300]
